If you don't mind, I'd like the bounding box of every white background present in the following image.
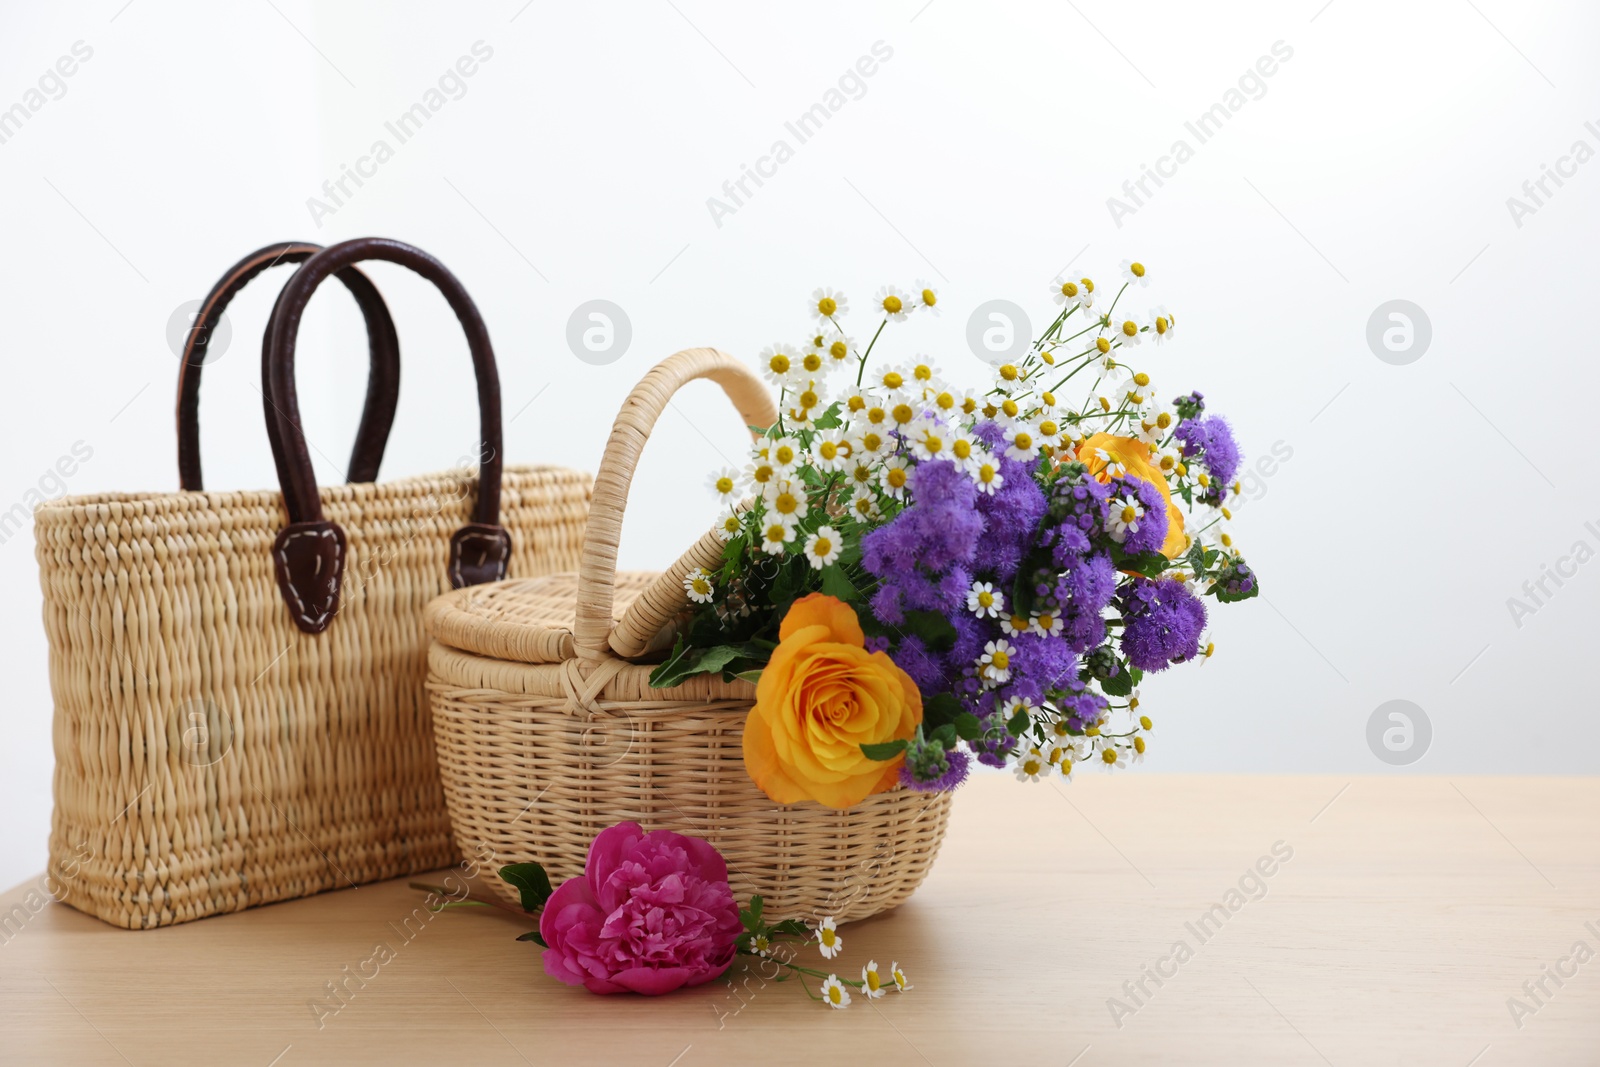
[2,0,1595,891]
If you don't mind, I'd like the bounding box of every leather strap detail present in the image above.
[262,237,511,629]
[448,523,512,589]
[177,241,401,490]
[271,520,347,634]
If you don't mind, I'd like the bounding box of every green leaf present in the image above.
[516,930,547,947]
[1005,709,1031,736]
[902,610,958,653]
[732,668,764,684]
[740,895,765,932]
[650,643,763,689]
[819,565,859,602]
[929,723,958,747]
[498,863,553,912]
[1213,582,1260,604]
[860,739,909,761]
[1100,666,1135,697]
[953,712,983,741]
[922,692,964,730]
[769,919,809,937]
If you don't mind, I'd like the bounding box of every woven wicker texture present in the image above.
[427,350,953,923]
[38,464,591,929]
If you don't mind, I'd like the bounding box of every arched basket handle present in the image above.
[573,348,777,661]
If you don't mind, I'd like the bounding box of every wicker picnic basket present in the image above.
[38,239,592,929]
[426,348,952,923]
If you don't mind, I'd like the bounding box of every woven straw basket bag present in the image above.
[426,348,952,923]
[37,238,591,928]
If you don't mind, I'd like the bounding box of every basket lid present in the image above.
[424,571,671,664]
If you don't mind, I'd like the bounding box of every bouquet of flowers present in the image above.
[651,262,1259,804]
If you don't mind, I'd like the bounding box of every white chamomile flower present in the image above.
[758,343,800,386]
[787,377,828,417]
[785,404,819,431]
[845,459,878,494]
[1117,370,1156,408]
[1099,745,1129,771]
[1106,313,1143,347]
[1050,275,1086,307]
[713,507,744,542]
[967,581,1004,619]
[1092,448,1128,481]
[1107,495,1144,543]
[861,960,887,999]
[820,974,851,1009]
[1148,306,1175,345]
[758,520,795,555]
[683,568,715,604]
[912,281,940,316]
[1048,736,1086,770]
[999,612,1031,638]
[1120,258,1150,287]
[886,396,920,430]
[890,962,911,992]
[824,334,855,367]
[1076,276,1097,309]
[803,525,844,570]
[1035,412,1064,445]
[971,455,1004,496]
[816,917,843,959]
[905,417,951,463]
[867,363,911,396]
[878,455,911,500]
[1012,745,1047,782]
[848,492,881,523]
[1030,608,1065,637]
[810,430,852,472]
[847,426,887,464]
[873,285,912,322]
[810,286,849,324]
[744,457,779,494]
[797,344,827,378]
[948,432,984,474]
[751,932,771,957]
[1154,446,1183,479]
[907,356,942,392]
[1141,406,1176,442]
[1001,694,1039,724]
[854,398,892,432]
[706,466,739,501]
[1130,734,1148,764]
[1002,418,1040,462]
[763,479,809,527]
[925,385,966,420]
[768,436,803,475]
[980,639,1015,686]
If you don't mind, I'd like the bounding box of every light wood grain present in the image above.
[3,773,1597,1065]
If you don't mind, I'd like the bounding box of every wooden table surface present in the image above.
[3,773,1597,1065]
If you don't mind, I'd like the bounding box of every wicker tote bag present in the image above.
[37,237,592,929]
[426,348,952,924]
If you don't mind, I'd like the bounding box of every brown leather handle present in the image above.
[262,237,510,634]
[177,241,401,490]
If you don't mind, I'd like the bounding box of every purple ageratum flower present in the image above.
[1052,550,1117,654]
[1119,578,1208,672]
[1106,474,1169,557]
[889,633,946,693]
[1056,688,1108,732]
[1174,415,1242,495]
[993,631,1078,707]
[861,459,982,578]
[972,455,1047,583]
[899,743,971,793]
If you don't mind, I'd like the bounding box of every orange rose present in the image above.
[1077,433,1186,559]
[742,593,922,810]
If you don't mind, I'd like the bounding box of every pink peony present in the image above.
[539,821,743,995]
